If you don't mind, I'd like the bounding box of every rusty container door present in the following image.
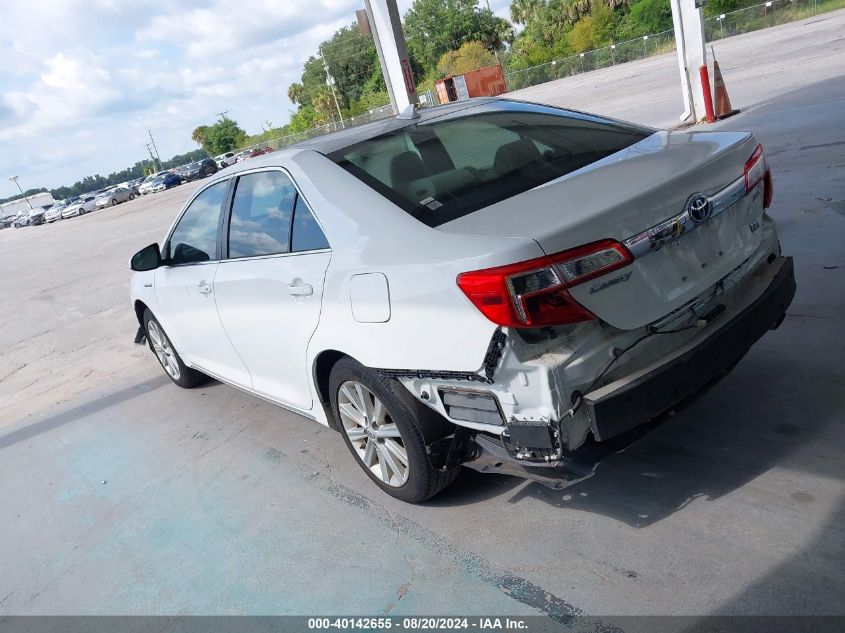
[463,65,508,98]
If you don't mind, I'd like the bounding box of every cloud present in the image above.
[0,0,514,196]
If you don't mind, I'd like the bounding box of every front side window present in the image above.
[168,180,228,265]
[330,104,651,227]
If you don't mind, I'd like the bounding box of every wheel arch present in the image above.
[313,349,348,431]
[134,299,149,327]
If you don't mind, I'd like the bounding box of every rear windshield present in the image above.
[329,107,650,227]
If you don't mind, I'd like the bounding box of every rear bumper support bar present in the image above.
[585,256,795,441]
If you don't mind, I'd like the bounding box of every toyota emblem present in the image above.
[686,193,712,223]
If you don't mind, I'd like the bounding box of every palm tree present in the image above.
[287,82,304,105]
[191,125,208,147]
[510,0,544,25]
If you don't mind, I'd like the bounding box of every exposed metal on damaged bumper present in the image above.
[460,256,795,489]
[584,256,795,441]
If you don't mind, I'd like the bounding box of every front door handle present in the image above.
[198,280,212,295]
[285,280,313,297]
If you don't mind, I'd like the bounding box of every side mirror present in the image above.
[130,243,162,271]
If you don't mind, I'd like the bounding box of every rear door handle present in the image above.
[198,281,212,295]
[284,280,313,297]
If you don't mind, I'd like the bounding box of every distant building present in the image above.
[0,192,55,218]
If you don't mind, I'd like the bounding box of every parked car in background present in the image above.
[248,147,274,159]
[129,98,793,503]
[125,177,145,195]
[215,152,237,169]
[150,172,182,193]
[139,172,168,195]
[96,187,134,208]
[11,210,31,227]
[180,158,219,182]
[234,149,253,163]
[62,195,97,218]
[45,199,72,222]
[0,215,13,229]
[27,205,50,226]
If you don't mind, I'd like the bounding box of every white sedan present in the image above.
[129,98,794,503]
[62,195,97,218]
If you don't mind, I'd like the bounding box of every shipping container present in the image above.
[434,65,507,104]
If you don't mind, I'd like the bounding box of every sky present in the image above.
[0,0,511,198]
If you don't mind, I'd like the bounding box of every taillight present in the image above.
[457,240,633,328]
[745,143,773,208]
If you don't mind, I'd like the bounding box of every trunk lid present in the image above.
[440,130,766,330]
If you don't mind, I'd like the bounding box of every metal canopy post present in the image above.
[363,0,416,114]
[670,0,709,122]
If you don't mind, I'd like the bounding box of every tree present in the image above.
[191,125,209,148]
[511,0,545,24]
[287,82,304,105]
[403,0,513,73]
[618,0,673,37]
[202,117,246,154]
[567,0,617,51]
[437,41,497,76]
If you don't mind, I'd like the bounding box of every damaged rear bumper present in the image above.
[459,256,795,488]
[584,255,795,441]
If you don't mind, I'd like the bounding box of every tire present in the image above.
[143,309,206,388]
[111,199,117,206]
[329,357,459,503]
[129,193,135,200]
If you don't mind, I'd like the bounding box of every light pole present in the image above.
[148,129,163,167]
[143,144,160,171]
[9,176,33,210]
[319,44,346,129]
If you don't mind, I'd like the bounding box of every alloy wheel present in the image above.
[338,380,409,487]
[147,320,181,380]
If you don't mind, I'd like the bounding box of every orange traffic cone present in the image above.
[713,59,739,120]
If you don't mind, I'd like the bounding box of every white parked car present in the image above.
[138,172,168,195]
[129,99,794,503]
[96,186,135,208]
[62,195,96,218]
[215,151,237,168]
[44,199,71,222]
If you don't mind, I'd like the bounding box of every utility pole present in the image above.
[483,0,503,69]
[216,110,229,120]
[148,130,163,168]
[319,45,345,129]
[143,144,159,171]
[9,176,33,210]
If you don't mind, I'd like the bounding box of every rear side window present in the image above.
[227,170,330,258]
[330,106,650,227]
[168,180,228,265]
[292,196,329,252]
[229,171,296,258]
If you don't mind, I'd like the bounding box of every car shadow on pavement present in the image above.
[432,334,843,524]
[502,349,841,527]
[0,375,170,451]
[707,494,845,616]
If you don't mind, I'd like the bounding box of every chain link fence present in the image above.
[505,30,675,91]
[237,0,840,152]
[239,104,393,154]
[704,0,833,39]
[504,0,840,92]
